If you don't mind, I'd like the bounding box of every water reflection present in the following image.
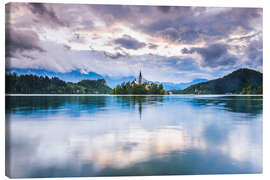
[189,96,263,115]
[115,96,164,120]
[6,96,108,113]
[6,95,262,116]
[6,95,262,178]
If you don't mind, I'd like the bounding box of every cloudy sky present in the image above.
[5,3,262,83]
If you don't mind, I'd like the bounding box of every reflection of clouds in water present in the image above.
[6,96,262,177]
[69,128,207,170]
[8,112,261,177]
[219,121,262,170]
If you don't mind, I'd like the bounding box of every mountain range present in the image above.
[160,79,208,91]
[6,68,206,90]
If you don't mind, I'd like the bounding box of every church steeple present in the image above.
[139,70,142,85]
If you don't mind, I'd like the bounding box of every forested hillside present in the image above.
[173,68,262,95]
[6,73,112,94]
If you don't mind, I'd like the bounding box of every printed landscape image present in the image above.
[5,3,262,178]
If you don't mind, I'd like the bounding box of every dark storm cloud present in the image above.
[245,39,263,67]
[103,52,128,59]
[182,44,238,68]
[142,18,202,43]
[179,30,200,43]
[165,56,200,71]
[68,33,88,44]
[145,19,175,34]
[157,6,195,15]
[90,5,132,19]
[157,6,171,13]
[248,40,262,60]
[27,3,69,28]
[202,8,260,35]
[28,3,52,16]
[63,45,71,51]
[6,29,45,58]
[114,35,146,50]
[158,28,181,42]
[141,8,262,43]
[181,48,191,54]
[204,8,261,37]
[21,54,36,60]
[87,5,152,25]
[148,43,158,49]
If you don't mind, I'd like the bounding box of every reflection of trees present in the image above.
[115,96,164,120]
[6,96,64,112]
[190,96,262,116]
[6,96,108,114]
[115,96,164,106]
[6,96,165,118]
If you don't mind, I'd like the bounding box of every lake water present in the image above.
[5,95,262,178]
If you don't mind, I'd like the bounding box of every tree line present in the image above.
[5,73,112,94]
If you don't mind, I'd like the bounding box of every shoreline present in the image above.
[5,94,263,97]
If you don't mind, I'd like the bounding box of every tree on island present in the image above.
[112,70,166,95]
[112,81,165,95]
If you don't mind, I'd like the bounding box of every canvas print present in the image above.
[5,2,262,178]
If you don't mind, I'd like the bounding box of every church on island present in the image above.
[112,70,165,95]
[131,71,151,90]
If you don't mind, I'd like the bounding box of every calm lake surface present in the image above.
[5,95,262,178]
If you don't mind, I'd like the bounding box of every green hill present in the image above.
[6,73,112,94]
[173,68,262,95]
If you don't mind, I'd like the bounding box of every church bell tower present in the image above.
[139,70,142,85]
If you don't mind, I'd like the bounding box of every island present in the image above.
[112,71,165,95]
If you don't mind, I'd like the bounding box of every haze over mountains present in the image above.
[160,79,208,91]
[6,68,207,91]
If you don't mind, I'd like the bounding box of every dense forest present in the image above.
[173,68,262,95]
[112,82,166,94]
[6,73,112,94]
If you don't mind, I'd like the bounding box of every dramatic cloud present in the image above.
[103,51,128,59]
[68,33,88,44]
[27,3,65,26]
[5,3,262,83]
[182,44,239,68]
[157,6,171,13]
[179,30,200,43]
[158,28,180,42]
[148,43,158,49]
[6,29,45,58]
[114,35,146,50]
[140,7,262,45]
[244,38,263,69]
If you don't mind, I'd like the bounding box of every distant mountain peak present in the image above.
[160,78,208,91]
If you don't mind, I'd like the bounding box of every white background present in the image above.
[0,0,269,180]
